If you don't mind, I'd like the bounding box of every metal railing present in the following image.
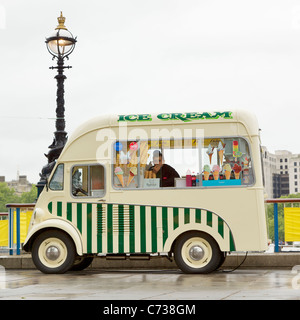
[5,203,35,255]
[265,198,300,253]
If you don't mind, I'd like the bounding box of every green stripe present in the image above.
[48,202,52,214]
[195,209,201,223]
[207,211,212,227]
[97,204,103,253]
[140,206,146,253]
[118,204,124,253]
[57,201,62,217]
[151,206,157,253]
[184,208,190,224]
[87,203,92,253]
[230,231,235,251]
[162,207,168,246]
[173,207,179,230]
[77,203,82,233]
[218,217,224,238]
[129,205,135,252]
[107,204,113,253]
[67,203,72,222]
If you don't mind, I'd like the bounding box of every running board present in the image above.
[105,254,151,261]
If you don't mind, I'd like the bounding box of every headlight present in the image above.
[31,208,45,224]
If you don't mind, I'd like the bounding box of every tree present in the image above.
[20,185,37,203]
[0,182,20,212]
[0,183,37,212]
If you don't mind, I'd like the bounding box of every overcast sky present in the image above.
[1,0,300,183]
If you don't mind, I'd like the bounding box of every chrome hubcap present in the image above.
[46,246,60,261]
[189,245,204,261]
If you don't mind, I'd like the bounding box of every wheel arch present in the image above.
[23,218,83,256]
[164,223,235,254]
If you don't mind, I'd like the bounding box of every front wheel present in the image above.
[70,256,94,271]
[174,231,222,274]
[31,230,76,274]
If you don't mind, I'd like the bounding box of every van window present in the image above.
[112,137,253,189]
[72,164,105,197]
[49,164,64,190]
[201,137,254,187]
[112,139,199,189]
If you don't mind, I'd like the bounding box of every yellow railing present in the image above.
[1,203,35,255]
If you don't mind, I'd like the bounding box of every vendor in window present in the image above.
[150,150,180,187]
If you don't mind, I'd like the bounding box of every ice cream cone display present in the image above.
[144,170,156,179]
[212,165,220,180]
[127,167,137,186]
[206,144,214,164]
[114,166,124,187]
[223,163,232,180]
[232,163,242,180]
[140,141,149,167]
[203,172,209,180]
[225,171,231,180]
[128,149,138,167]
[234,172,240,179]
[213,171,219,180]
[233,140,242,162]
[217,141,225,165]
[203,165,211,180]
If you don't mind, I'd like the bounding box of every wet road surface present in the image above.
[0,268,299,300]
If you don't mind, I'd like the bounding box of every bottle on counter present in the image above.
[186,169,192,187]
[192,172,196,186]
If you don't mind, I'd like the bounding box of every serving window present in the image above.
[112,137,253,189]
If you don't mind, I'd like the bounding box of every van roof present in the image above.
[66,109,259,147]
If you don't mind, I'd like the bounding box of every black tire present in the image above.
[216,252,227,270]
[174,231,222,274]
[70,256,94,271]
[31,230,76,274]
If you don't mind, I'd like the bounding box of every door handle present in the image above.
[98,199,106,202]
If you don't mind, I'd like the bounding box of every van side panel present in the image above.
[47,201,235,254]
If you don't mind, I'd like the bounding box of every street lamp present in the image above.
[37,12,77,196]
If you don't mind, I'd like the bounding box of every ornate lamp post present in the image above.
[37,12,77,196]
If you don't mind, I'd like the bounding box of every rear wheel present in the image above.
[174,231,222,274]
[32,230,76,274]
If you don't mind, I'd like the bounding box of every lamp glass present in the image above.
[47,29,75,57]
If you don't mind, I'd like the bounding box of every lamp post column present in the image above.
[36,12,76,197]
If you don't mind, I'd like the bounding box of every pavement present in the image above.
[0,252,299,301]
[0,268,299,300]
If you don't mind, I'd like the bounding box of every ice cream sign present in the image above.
[118,111,233,122]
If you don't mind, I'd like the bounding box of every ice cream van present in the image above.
[23,110,268,274]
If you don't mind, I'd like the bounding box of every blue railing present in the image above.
[5,203,35,255]
[265,198,300,253]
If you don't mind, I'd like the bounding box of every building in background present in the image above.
[262,147,300,198]
[0,171,32,196]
